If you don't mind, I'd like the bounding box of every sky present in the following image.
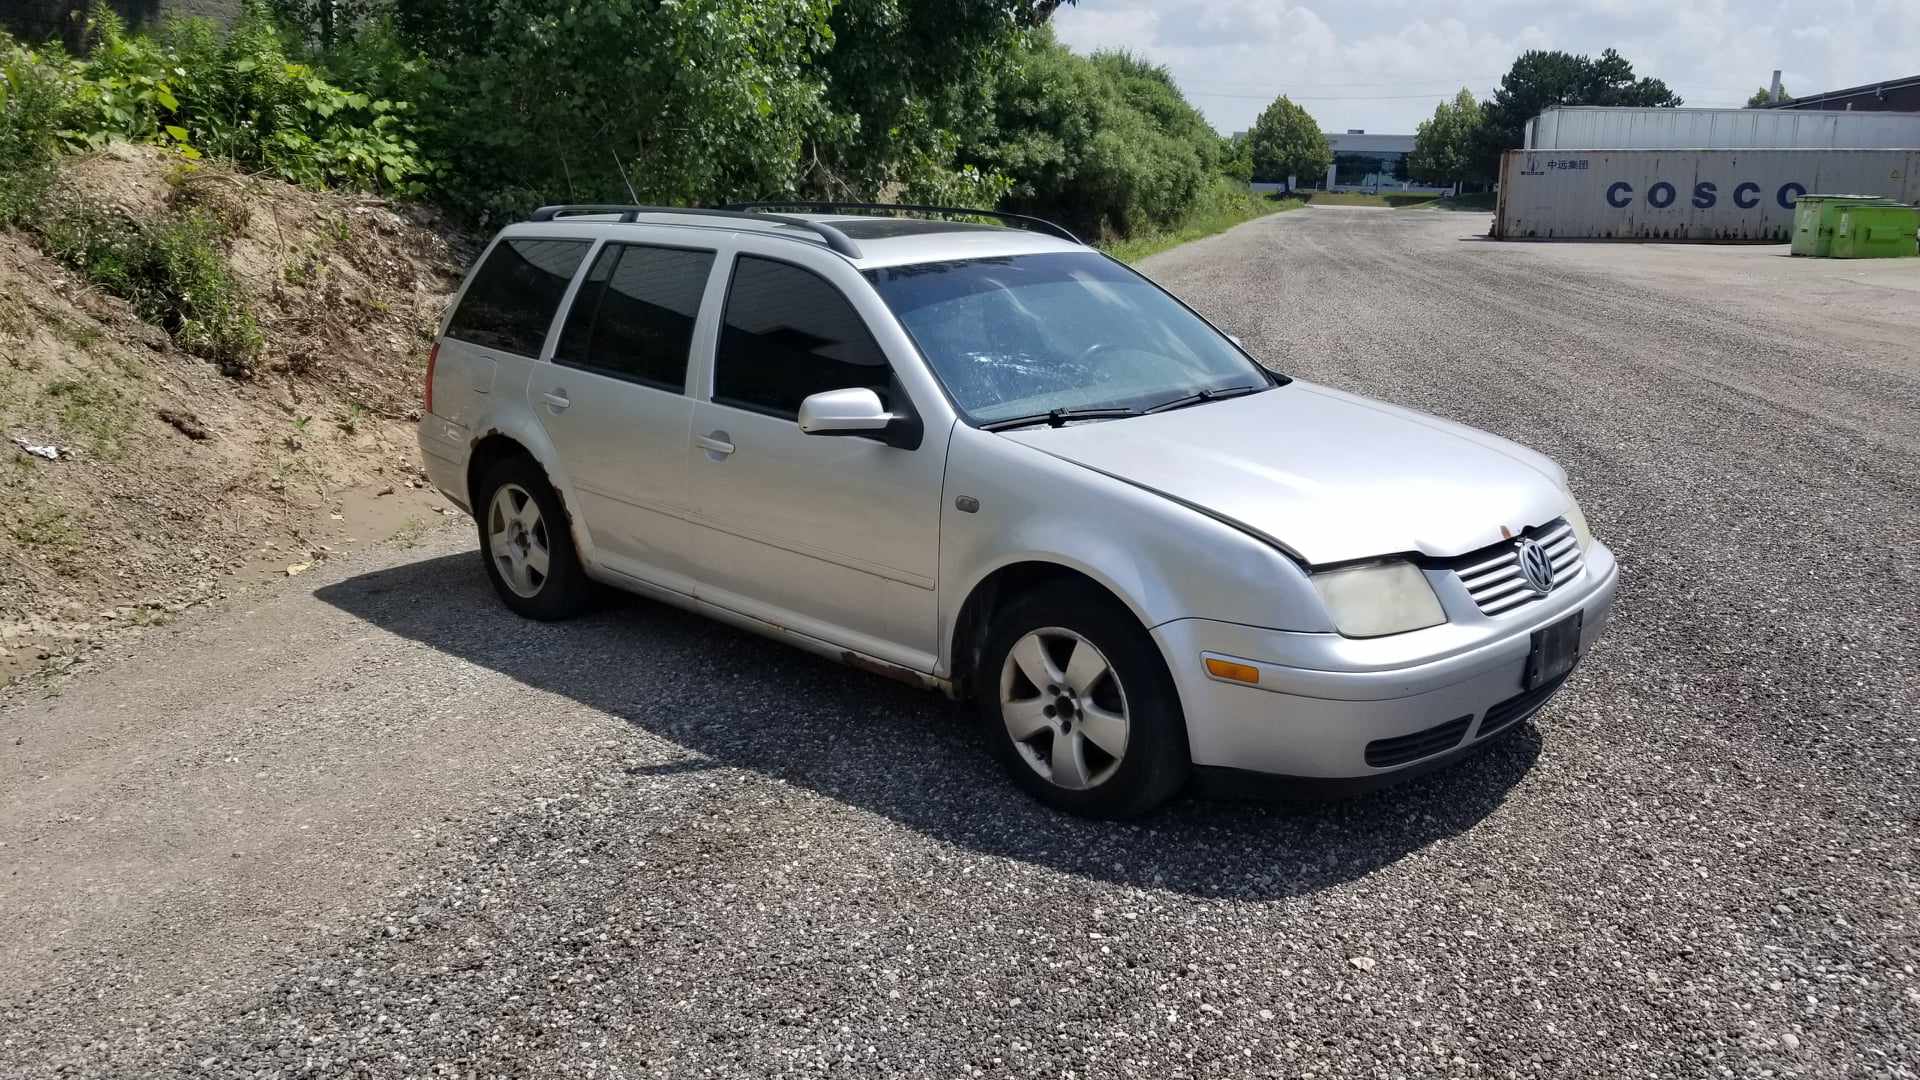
[1051,0,1920,137]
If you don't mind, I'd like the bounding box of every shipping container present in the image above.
[1524,106,1920,151]
[1493,149,1920,241]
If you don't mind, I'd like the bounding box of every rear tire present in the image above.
[474,455,592,621]
[977,581,1190,817]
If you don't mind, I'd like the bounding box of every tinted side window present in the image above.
[714,256,891,418]
[554,244,713,391]
[554,244,615,363]
[445,238,590,357]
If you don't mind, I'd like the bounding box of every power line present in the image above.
[1180,76,1503,92]
[1179,76,1777,103]
[1187,90,1475,101]
[1187,85,1771,103]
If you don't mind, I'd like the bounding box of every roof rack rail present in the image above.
[724,202,1083,245]
[525,204,862,258]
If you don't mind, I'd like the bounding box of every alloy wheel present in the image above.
[999,627,1130,790]
[487,483,551,599]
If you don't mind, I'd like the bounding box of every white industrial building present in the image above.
[1245,130,1453,195]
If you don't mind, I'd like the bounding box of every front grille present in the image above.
[1366,715,1472,768]
[1441,519,1583,617]
[1477,674,1571,739]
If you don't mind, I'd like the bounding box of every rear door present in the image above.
[436,235,593,436]
[683,245,948,671]
[529,239,722,594]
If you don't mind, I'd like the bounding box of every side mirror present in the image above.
[797,387,897,436]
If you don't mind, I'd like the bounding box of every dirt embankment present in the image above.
[0,144,478,683]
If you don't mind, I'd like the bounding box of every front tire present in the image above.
[978,581,1190,817]
[475,455,592,621]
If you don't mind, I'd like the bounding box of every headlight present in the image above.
[1310,560,1446,638]
[1563,495,1594,551]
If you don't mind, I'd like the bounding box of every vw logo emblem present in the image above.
[1515,538,1555,596]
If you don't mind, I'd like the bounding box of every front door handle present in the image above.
[542,390,571,411]
[694,431,735,458]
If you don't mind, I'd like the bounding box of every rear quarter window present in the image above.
[445,238,591,357]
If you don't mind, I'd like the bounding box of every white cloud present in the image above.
[1051,0,1920,135]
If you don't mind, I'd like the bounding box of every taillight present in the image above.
[424,342,438,416]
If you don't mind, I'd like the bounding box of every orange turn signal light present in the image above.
[1204,657,1260,685]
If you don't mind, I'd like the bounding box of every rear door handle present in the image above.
[694,431,735,457]
[542,390,571,411]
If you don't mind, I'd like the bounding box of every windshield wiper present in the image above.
[1144,383,1264,414]
[979,406,1144,432]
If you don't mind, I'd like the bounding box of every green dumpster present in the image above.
[1832,202,1920,259]
[1792,194,1892,257]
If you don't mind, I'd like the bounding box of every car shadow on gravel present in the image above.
[317,552,1540,900]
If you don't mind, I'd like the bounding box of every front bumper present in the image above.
[1154,543,1619,781]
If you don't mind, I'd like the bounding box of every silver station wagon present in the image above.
[418,203,1619,816]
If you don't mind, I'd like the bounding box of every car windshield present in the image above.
[864,252,1275,425]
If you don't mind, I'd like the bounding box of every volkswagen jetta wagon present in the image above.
[418,203,1618,816]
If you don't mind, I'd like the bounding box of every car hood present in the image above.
[999,381,1572,566]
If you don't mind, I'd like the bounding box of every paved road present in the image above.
[4,207,1916,1077]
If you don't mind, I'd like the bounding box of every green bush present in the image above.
[4,22,265,374]
[54,6,196,156]
[330,0,837,223]
[165,8,424,192]
[1103,175,1295,263]
[0,41,68,224]
[317,2,1243,233]
[8,2,424,195]
[10,2,1260,252]
[971,33,1228,241]
[42,206,262,371]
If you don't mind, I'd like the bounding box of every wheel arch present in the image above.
[464,430,590,567]
[948,559,1162,702]
[466,432,532,513]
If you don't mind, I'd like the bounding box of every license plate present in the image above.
[1523,611,1583,690]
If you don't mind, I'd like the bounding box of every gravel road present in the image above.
[4,207,1916,1078]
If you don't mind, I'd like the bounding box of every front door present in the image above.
[685,251,946,671]
[530,240,718,594]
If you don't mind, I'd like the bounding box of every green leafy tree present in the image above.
[804,1,1067,203]
[351,0,1079,218]
[970,31,1225,239]
[4,0,1265,246]
[265,0,382,52]
[373,0,1066,210]
[374,0,837,221]
[1247,95,1329,186]
[1091,47,1220,197]
[1746,84,1786,108]
[1475,49,1679,175]
[1219,131,1253,183]
[1407,88,1485,186]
